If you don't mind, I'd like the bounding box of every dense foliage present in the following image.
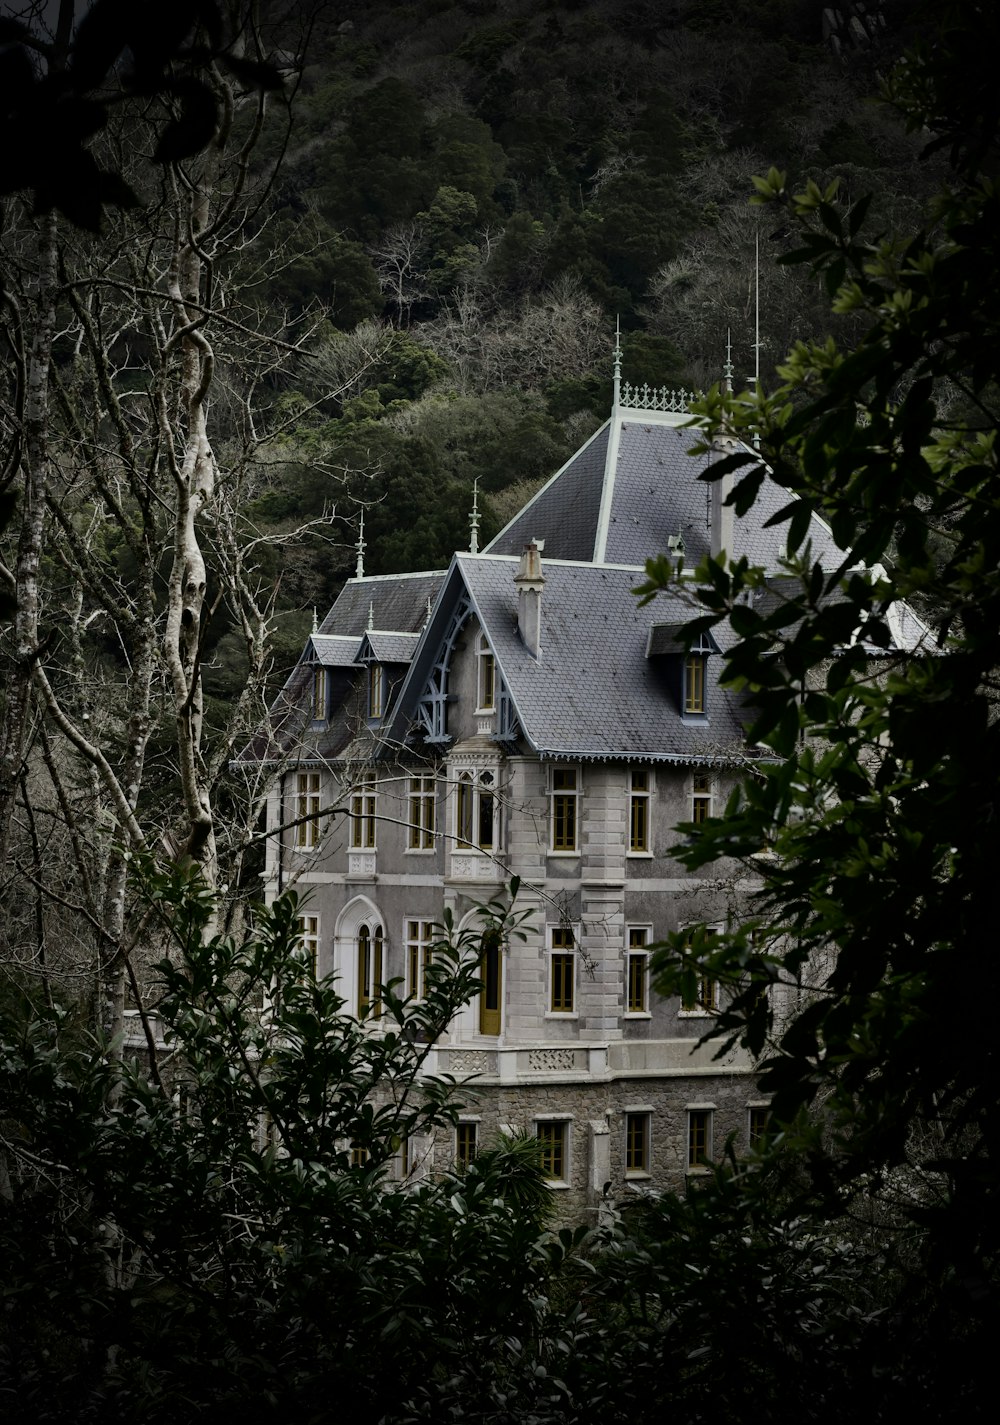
[639,0,1000,1409]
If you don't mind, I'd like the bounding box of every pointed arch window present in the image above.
[357,921,383,1019]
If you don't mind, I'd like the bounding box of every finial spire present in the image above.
[355,509,366,579]
[367,600,374,632]
[612,314,622,411]
[425,595,433,626]
[469,478,480,555]
[312,607,318,634]
[723,327,734,394]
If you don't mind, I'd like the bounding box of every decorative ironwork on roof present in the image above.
[618,382,698,413]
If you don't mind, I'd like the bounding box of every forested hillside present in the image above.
[0,0,938,958]
[235,0,939,617]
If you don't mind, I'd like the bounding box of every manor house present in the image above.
[249,364,923,1216]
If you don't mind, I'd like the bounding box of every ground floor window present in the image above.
[536,1120,569,1183]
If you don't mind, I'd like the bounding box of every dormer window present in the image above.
[646,624,718,719]
[685,651,706,714]
[312,666,328,721]
[476,633,496,712]
[368,663,384,719]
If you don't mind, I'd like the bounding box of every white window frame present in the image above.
[294,772,321,850]
[625,925,651,1018]
[296,912,320,977]
[549,765,579,854]
[455,767,497,853]
[687,1104,715,1172]
[624,1108,653,1178]
[404,917,435,1001]
[546,924,578,1017]
[406,774,436,852]
[678,923,721,1017]
[349,772,377,850]
[533,1115,572,1188]
[455,1119,480,1168]
[627,767,652,856]
[475,632,496,713]
[691,769,713,825]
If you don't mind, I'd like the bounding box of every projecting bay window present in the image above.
[550,767,578,852]
[549,926,576,1014]
[629,768,651,854]
[356,922,383,1019]
[407,774,436,851]
[456,769,495,852]
[294,772,321,850]
[625,927,650,1016]
[476,633,496,712]
[350,773,377,850]
[405,919,435,1000]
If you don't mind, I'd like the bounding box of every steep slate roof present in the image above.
[309,634,361,666]
[486,407,843,573]
[318,570,445,637]
[455,554,748,762]
[245,387,930,771]
[359,631,421,663]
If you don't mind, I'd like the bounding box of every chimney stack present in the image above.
[514,541,544,657]
[710,472,735,562]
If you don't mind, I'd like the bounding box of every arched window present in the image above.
[476,632,496,711]
[456,769,496,851]
[357,922,383,1018]
[479,927,503,1035]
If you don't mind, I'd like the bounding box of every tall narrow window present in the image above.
[681,972,718,1014]
[692,772,712,824]
[357,922,383,1018]
[456,1122,478,1168]
[683,634,714,716]
[537,1121,568,1182]
[477,633,496,711]
[629,768,650,852]
[407,775,436,850]
[456,769,495,851]
[312,667,328,721]
[688,1109,712,1169]
[684,651,706,714]
[479,928,503,1035]
[350,773,377,849]
[296,914,320,977]
[626,927,649,1014]
[405,919,435,999]
[550,926,575,1013]
[368,663,384,719]
[680,927,718,1014]
[625,1113,650,1174]
[551,768,578,851]
[748,1106,771,1147]
[295,772,321,849]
